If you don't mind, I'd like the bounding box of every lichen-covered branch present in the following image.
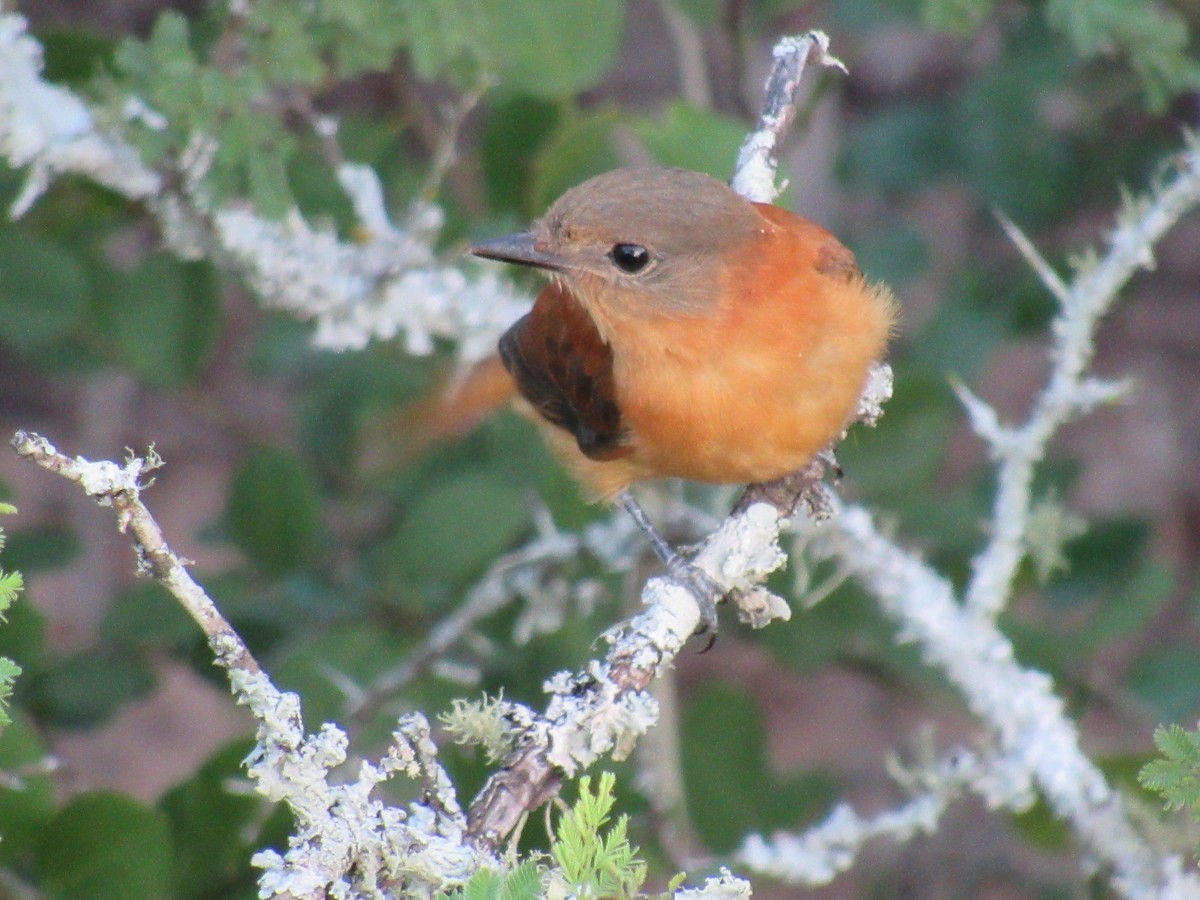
[829,504,1196,897]
[731,31,846,204]
[962,140,1200,618]
[739,749,974,885]
[465,504,788,848]
[0,12,526,361]
[784,143,1200,898]
[11,431,486,897]
[11,430,261,676]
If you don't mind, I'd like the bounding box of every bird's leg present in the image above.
[616,490,723,635]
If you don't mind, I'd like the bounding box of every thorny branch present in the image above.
[962,152,1200,618]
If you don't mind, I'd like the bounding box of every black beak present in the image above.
[468,232,565,272]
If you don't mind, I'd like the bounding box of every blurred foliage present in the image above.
[0,0,1196,896]
[0,505,24,727]
[1141,724,1200,856]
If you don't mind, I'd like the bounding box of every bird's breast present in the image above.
[599,216,893,486]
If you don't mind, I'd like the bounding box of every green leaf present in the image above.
[1076,561,1172,648]
[407,0,627,98]
[922,0,996,33]
[35,792,173,900]
[836,369,958,500]
[1045,518,1149,608]
[91,256,221,388]
[0,600,47,676]
[484,0,625,96]
[949,18,1078,225]
[674,0,722,26]
[246,145,295,219]
[450,861,543,900]
[839,102,957,195]
[40,28,116,85]
[0,229,89,345]
[852,224,931,288]
[274,623,444,734]
[682,685,836,851]
[1009,792,1071,850]
[497,860,542,899]
[1153,724,1200,765]
[1140,728,1200,814]
[27,647,155,729]
[228,449,321,576]
[1045,0,1200,111]
[1,524,80,573]
[551,773,646,898]
[1129,646,1200,722]
[529,110,621,213]
[160,739,261,898]
[0,716,55,864]
[481,95,561,216]
[388,472,529,596]
[631,103,746,180]
[100,581,199,650]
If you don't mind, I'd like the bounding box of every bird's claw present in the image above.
[666,557,724,646]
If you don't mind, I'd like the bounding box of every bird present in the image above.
[468,166,895,633]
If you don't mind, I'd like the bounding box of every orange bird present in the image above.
[469,166,894,630]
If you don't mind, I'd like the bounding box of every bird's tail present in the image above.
[360,355,517,473]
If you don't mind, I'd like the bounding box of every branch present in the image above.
[739,749,972,885]
[11,431,261,676]
[731,31,846,204]
[465,505,787,848]
[789,138,1200,898]
[11,431,485,896]
[824,503,1200,897]
[964,140,1200,618]
[0,12,525,362]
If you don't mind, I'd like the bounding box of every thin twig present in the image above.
[418,76,493,205]
[965,144,1200,619]
[11,430,262,676]
[731,31,846,203]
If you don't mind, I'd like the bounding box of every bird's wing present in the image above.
[499,281,632,461]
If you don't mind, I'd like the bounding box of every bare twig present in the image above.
[11,430,261,675]
[731,31,846,203]
[418,76,494,205]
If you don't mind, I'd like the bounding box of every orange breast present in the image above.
[601,205,894,491]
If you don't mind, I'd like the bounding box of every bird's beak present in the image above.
[468,232,566,273]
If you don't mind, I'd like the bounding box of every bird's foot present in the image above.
[733,454,837,519]
[665,556,723,646]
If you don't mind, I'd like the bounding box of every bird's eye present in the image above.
[610,243,650,274]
